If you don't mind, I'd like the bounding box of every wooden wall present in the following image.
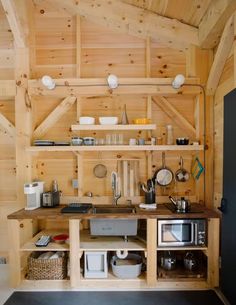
[0,2,18,256]
[0,2,213,254]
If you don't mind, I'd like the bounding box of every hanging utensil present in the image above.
[175,156,190,182]
[153,152,173,186]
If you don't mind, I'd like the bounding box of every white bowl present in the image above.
[79,116,95,125]
[99,117,118,125]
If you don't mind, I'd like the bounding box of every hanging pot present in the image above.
[153,152,173,186]
[175,156,190,182]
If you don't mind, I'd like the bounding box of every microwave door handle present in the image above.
[194,223,198,245]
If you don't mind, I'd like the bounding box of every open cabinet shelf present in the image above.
[20,230,69,252]
[80,230,146,251]
[26,145,204,152]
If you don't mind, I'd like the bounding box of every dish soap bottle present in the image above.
[121,104,129,125]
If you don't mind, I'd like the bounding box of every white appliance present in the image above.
[24,181,44,210]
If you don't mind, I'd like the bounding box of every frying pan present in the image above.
[153,152,173,186]
[175,156,190,182]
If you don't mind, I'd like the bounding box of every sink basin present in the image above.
[93,205,136,214]
[90,205,137,236]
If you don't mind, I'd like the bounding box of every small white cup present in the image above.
[129,138,137,145]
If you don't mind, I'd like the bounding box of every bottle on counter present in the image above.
[52,180,58,192]
[166,125,174,145]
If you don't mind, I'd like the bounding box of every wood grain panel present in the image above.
[81,48,146,77]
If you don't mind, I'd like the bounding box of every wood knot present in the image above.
[16,80,21,86]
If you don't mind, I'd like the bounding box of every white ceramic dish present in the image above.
[79,116,95,125]
[99,117,118,125]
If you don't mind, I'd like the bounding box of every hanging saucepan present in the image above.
[175,156,190,182]
[153,152,173,186]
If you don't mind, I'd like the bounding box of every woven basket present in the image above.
[27,252,67,280]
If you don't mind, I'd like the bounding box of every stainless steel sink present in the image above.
[90,205,137,236]
[93,205,136,214]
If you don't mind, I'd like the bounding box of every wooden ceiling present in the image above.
[122,0,212,27]
[1,0,236,50]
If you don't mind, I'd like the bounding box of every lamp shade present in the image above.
[107,74,118,89]
[41,75,56,90]
[172,74,185,89]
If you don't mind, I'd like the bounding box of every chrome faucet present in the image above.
[111,171,121,205]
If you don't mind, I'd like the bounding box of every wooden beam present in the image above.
[1,0,27,48]
[33,96,77,139]
[49,0,199,49]
[0,80,16,97]
[0,112,15,138]
[206,15,234,95]
[28,78,200,97]
[152,96,196,139]
[15,48,32,205]
[199,0,236,49]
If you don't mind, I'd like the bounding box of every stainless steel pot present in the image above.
[169,196,190,212]
[160,251,176,271]
[184,252,198,271]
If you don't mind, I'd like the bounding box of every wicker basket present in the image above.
[27,252,67,280]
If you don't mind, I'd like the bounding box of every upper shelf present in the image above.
[26,145,204,152]
[71,124,156,131]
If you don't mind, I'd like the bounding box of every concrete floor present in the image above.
[0,264,230,305]
[0,265,14,305]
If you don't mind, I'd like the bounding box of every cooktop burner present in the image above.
[164,202,204,214]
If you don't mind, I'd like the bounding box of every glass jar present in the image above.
[166,125,174,145]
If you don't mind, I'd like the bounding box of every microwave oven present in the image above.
[158,219,207,247]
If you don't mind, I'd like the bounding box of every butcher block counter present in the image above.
[7,203,219,220]
[7,204,220,291]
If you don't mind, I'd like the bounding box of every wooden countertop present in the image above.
[7,204,220,220]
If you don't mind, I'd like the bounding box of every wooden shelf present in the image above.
[71,124,156,131]
[26,145,204,152]
[80,230,146,251]
[20,230,69,252]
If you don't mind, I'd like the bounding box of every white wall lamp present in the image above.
[107,74,119,89]
[172,74,185,89]
[41,75,56,90]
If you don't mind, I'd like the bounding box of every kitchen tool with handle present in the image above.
[175,156,190,182]
[153,152,173,186]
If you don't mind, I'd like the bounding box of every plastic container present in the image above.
[110,254,142,279]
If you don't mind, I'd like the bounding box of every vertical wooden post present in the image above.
[8,220,21,287]
[69,219,81,288]
[146,38,152,179]
[146,218,157,287]
[207,218,220,287]
[15,48,32,206]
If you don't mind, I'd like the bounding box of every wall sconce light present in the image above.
[107,74,119,89]
[172,74,185,89]
[41,75,56,90]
